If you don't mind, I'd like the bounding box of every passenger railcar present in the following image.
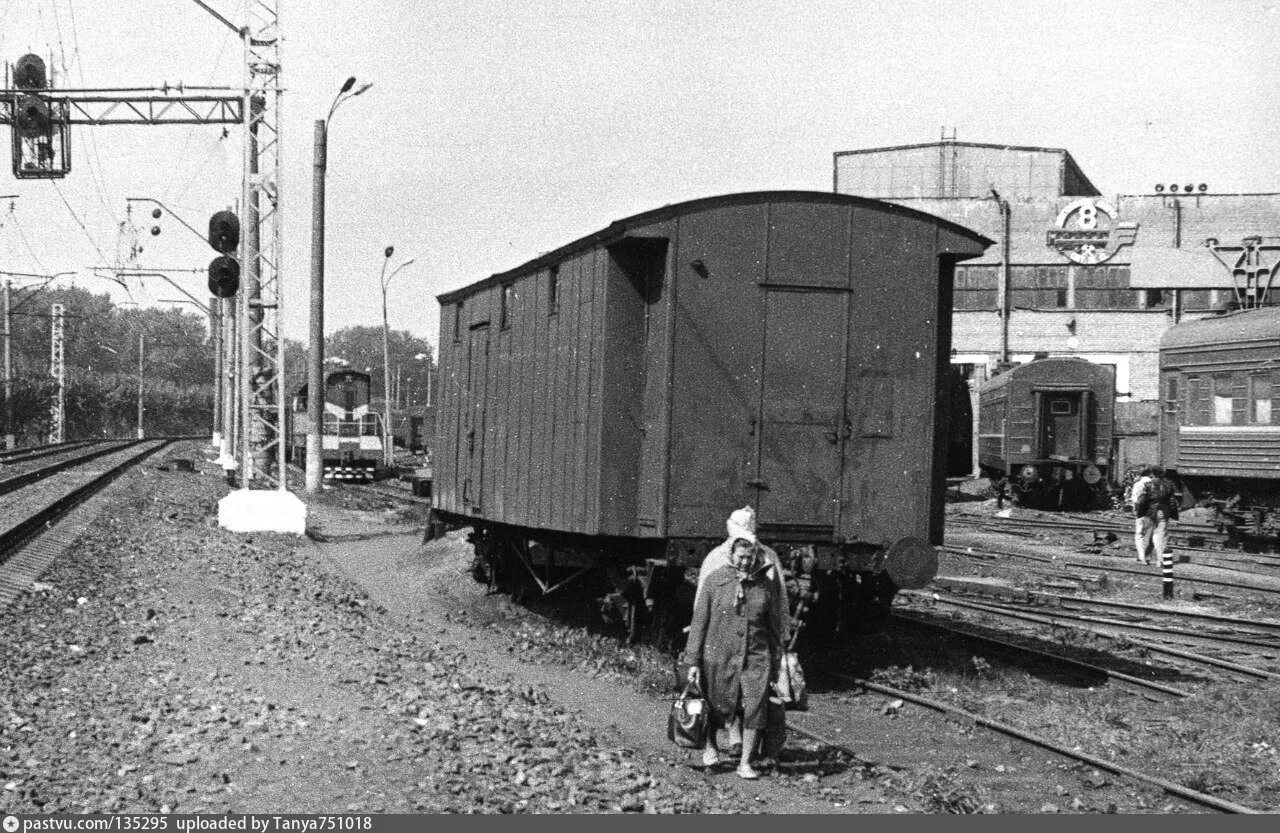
[288,370,385,480]
[977,357,1114,510]
[428,191,990,629]
[1159,307,1280,536]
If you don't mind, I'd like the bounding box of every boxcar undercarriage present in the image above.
[427,510,925,645]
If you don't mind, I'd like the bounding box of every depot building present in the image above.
[833,140,1280,475]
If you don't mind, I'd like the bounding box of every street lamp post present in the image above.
[379,247,415,469]
[307,76,372,493]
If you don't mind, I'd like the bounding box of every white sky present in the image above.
[2,0,1279,351]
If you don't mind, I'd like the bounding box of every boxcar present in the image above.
[1159,307,1280,522]
[977,357,1114,510]
[430,190,990,621]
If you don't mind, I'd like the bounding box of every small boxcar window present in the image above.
[1251,374,1273,425]
[1049,398,1074,415]
[548,266,559,315]
[500,284,514,330]
[453,302,463,342]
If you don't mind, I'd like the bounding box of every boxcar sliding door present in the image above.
[463,323,490,512]
[755,288,849,535]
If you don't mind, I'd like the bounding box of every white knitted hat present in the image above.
[726,505,758,543]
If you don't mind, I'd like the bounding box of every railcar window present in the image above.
[1251,374,1273,425]
[548,266,559,315]
[1274,371,1280,425]
[1212,373,1246,425]
[1187,376,1210,425]
[500,284,514,330]
[453,302,463,342]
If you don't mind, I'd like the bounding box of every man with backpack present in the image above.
[1134,467,1181,599]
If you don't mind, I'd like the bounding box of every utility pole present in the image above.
[379,249,415,469]
[306,118,327,493]
[48,303,64,443]
[2,279,11,449]
[136,332,145,440]
[308,78,370,494]
[2,194,19,449]
[210,295,221,444]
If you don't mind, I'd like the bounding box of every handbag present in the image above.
[667,681,707,749]
[776,650,808,710]
[758,697,787,759]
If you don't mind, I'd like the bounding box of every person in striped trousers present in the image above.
[1135,469,1181,599]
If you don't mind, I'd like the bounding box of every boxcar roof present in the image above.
[437,190,994,303]
[1160,307,1280,352]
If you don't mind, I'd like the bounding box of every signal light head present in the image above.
[208,255,241,298]
[208,210,240,254]
[151,226,161,236]
[151,208,162,219]
[14,54,47,90]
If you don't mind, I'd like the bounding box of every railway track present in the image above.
[949,513,1236,550]
[902,591,1280,680]
[0,440,137,498]
[0,439,99,465]
[800,674,1261,814]
[0,439,173,608]
[941,536,1280,600]
[890,609,1191,701]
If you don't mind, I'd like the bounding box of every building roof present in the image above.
[832,141,1101,198]
[1160,306,1280,351]
[438,190,994,303]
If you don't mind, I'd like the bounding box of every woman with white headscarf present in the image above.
[680,538,785,779]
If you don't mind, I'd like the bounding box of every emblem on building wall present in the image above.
[1046,198,1138,264]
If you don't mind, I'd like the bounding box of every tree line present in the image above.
[3,285,436,445]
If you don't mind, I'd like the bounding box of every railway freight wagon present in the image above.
[1159,307,1280,540]
[430,191,991,632]
[977,357,1114,510]
[287,370,385,480]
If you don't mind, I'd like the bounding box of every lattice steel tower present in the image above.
[48,303,64,443]
[238,0,288,489]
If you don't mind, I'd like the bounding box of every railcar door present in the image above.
[463,324,490,512]
[754,288,848,533]
[1040,392,1082,459]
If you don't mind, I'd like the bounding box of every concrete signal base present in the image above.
[218,489,307,535]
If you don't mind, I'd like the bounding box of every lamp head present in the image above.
[340,77,356,94]
[384,245,395,259]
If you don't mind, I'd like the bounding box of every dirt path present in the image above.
[310,530,899,813]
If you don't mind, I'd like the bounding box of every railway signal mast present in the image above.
[0,1,303,532]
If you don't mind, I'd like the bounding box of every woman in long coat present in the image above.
[680,539,784,779]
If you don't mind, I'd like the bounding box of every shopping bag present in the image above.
[667,682,707,749]
[757,697,787,760]
[776,651,808,710]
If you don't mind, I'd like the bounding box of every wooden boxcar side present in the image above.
[1159,308,1280,483]
[434,191,989,559]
